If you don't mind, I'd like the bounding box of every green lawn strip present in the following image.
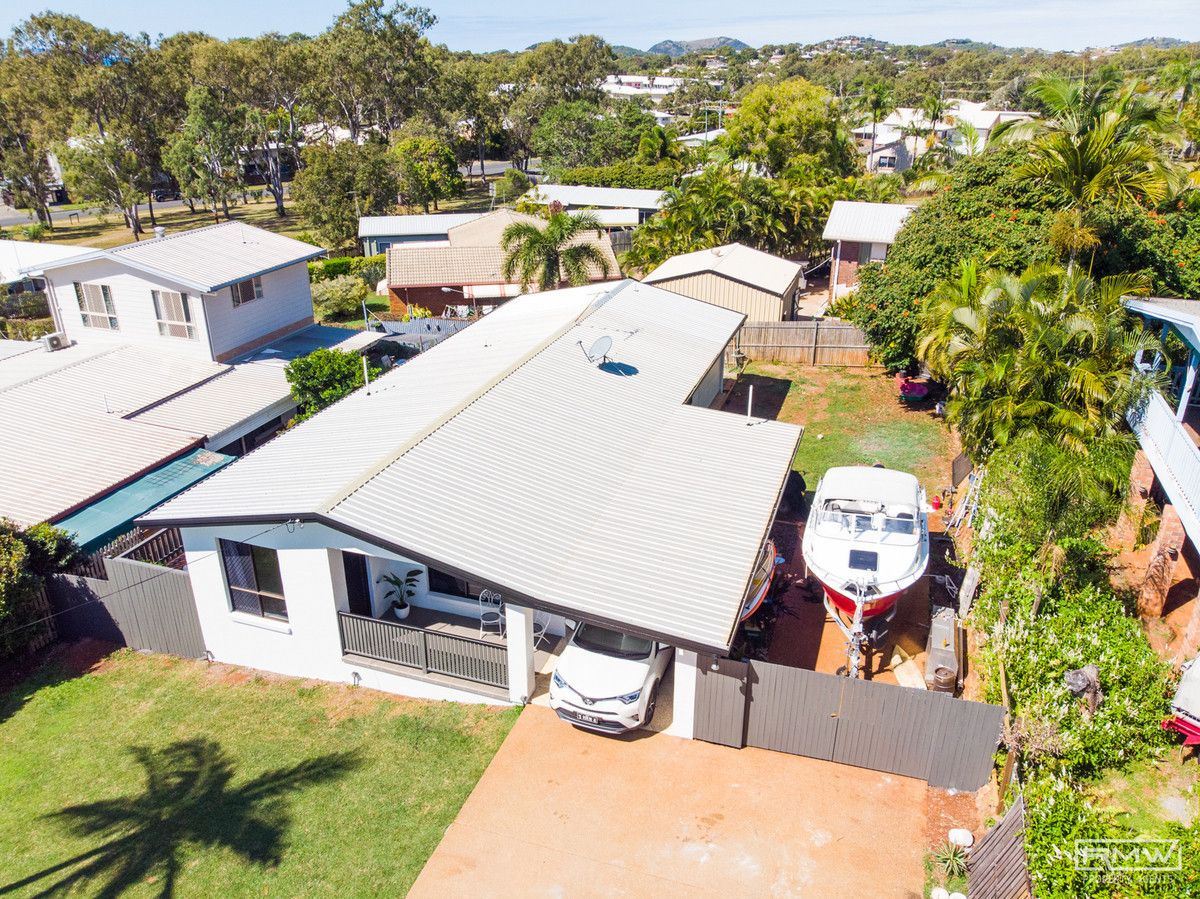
[743,363,951,494]
[0,650,517,897]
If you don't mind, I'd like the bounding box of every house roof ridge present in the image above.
[0,344,125,394]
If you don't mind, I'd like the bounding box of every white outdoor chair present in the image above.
[531,610,550,649]
[479,589,504,638]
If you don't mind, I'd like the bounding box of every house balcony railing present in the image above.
[1128,388,1200,547]
[337,611,509,689]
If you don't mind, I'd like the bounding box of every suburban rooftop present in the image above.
[822,201,917,245]
[643,242,803,295]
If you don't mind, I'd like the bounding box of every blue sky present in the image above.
[0,0,1195,52]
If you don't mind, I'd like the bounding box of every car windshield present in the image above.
[573,623,654,660]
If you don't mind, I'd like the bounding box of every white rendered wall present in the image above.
[180,521,509,705]
[664,649,698,739]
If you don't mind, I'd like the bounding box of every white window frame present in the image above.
[152,289,197,340]
[231,276,264,307]
[73,282,118,330]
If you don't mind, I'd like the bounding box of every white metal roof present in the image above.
[822,201,916,245]
[526,184,665,211]
[644,243,802,295]
[0,239,91,284]
[0,339,42,362]
[0,324,378,527]
[357,213,484,239]
[1124,297,1200,350]
[25,222,325,294]
[145,281,802,650]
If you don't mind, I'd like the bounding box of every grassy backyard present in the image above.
[729,363,954,494]
[0,647,516,897]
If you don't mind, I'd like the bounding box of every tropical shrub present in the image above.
[555,160,680,190]
[284,348,381,421]
[0,519,77,659]
[311,275,370,321]
[917,262,1157,461]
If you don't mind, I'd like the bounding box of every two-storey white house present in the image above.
[140,281,802,734]
[2,222,379,551]
[32,221,325,362]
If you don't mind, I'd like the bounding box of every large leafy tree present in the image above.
[291,139,399,249]
[59,132,152,237]
[724,78,858,178]
[311,1,441,141]
[164,86,246,223]
[917,261,1159,461]
[0,53,57,227]
[501,211,612,291]
[392,136,464,212]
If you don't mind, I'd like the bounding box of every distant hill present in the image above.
[611,45,646,57]
[646,37,750,58]
[1113,37,1190,49]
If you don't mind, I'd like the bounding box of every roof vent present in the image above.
[153,226,166,239]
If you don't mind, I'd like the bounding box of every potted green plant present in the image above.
[378,568,422,620]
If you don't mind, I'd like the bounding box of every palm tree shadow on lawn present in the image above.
[2,738,359,899]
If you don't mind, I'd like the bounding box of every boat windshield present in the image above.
[573,623,654,660]
[815,499,919,541]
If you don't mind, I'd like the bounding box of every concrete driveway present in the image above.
[409,705,925,898]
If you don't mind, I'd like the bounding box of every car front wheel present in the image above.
[643,680,660,728]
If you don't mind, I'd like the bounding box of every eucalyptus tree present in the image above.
[0,52,56,226]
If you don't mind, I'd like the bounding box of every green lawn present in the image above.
[729,363,954,494]
[0,649,517,897]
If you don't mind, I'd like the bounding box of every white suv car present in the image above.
[549,623,673,734]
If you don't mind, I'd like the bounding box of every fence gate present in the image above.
[693,656,750,747]
[695,659,1004,791]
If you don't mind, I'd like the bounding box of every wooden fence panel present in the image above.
[694,660,1004,791]
[735,319,874,367]
[693,656,750,747]
[968,796,1031,899]
[47,556,205,658]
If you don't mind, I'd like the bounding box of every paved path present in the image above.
[410,705,926,898]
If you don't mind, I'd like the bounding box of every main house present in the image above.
[385,209,621,317]
[140,280,801,735]
[2,222,378,550]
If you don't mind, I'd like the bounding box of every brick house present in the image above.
[821,201,915,302]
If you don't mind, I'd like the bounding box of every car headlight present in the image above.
[617,689,641,704]
[552,670,567,690]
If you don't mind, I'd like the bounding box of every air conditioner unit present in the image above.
[42,332,67,352]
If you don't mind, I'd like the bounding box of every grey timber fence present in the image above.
[338,611,508,689]
[967,795,1031,899]
[46,553,205,658]
[694,659,1004,791]
[734,319,873,366]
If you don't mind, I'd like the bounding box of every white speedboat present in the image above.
[801,466,929,620]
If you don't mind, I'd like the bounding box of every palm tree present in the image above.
[917,260,1161,460]
[501,210,612,291]
[858,81,895,171]
[636,125,682,165]
[1159,58,1200,120]
[920,92,947,151]
[990,76,1185,270]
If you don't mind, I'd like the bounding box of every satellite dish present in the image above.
[580,335,613,363]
